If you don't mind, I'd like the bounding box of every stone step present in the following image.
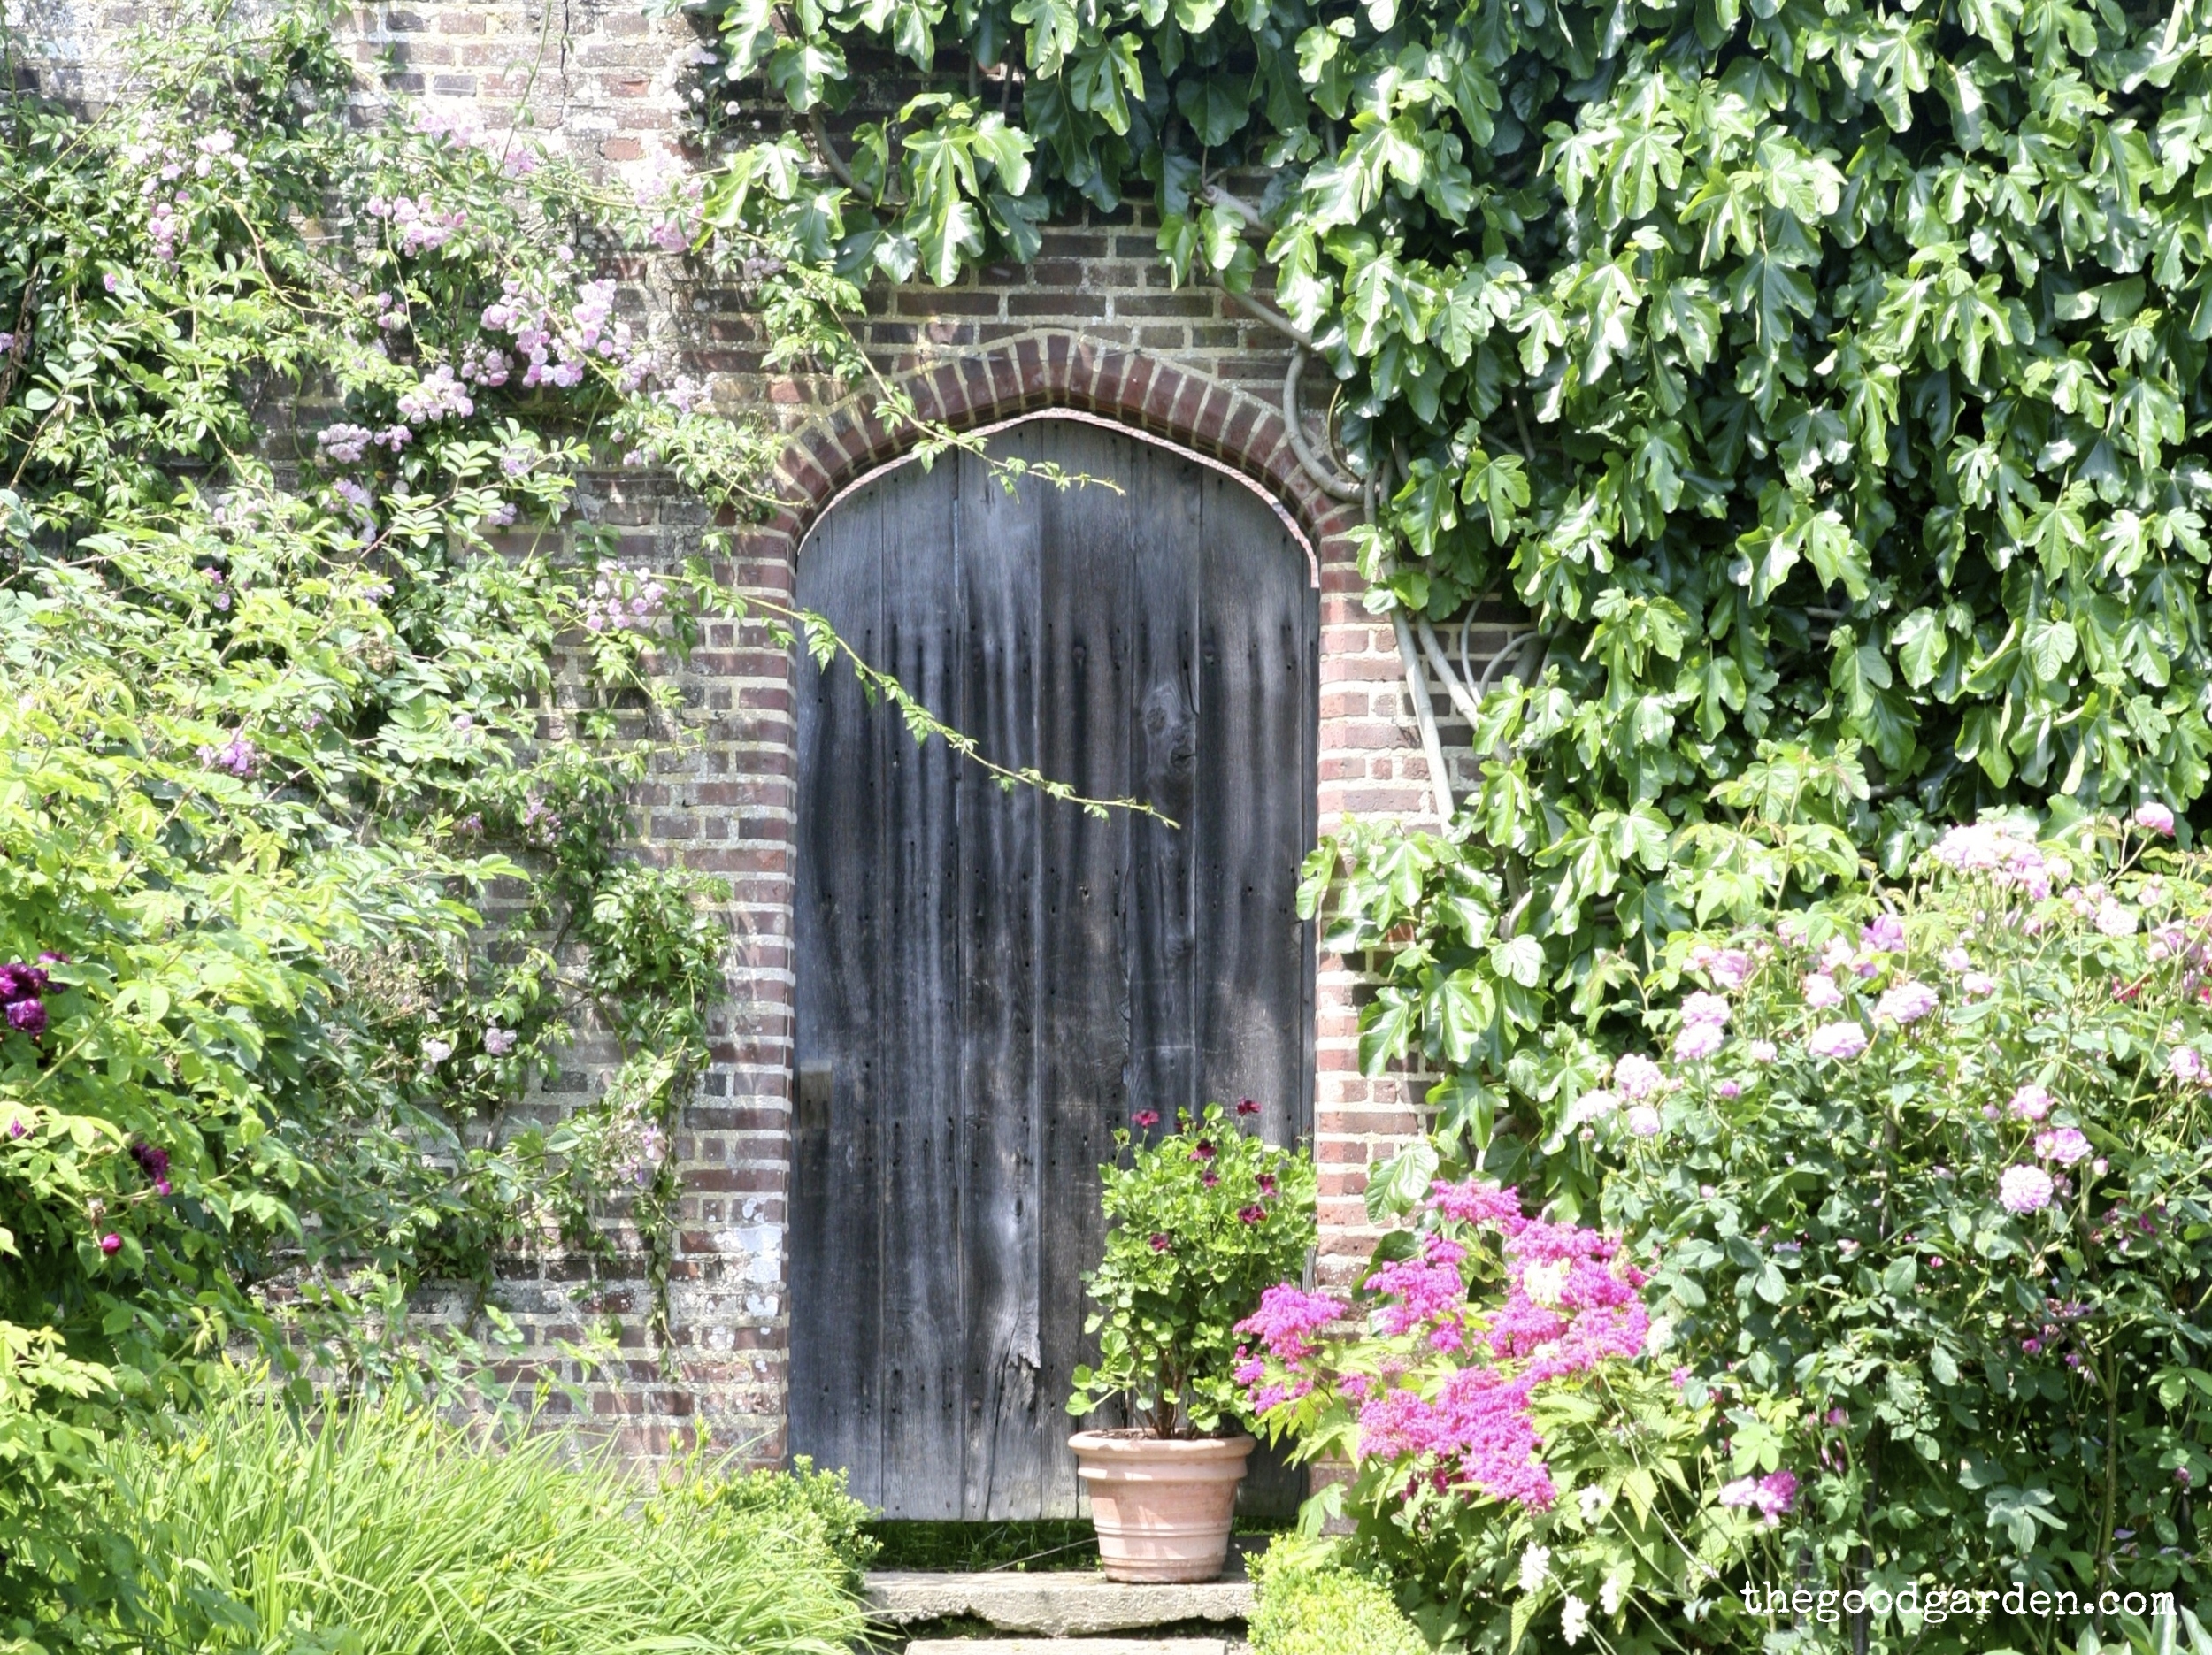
[866,1570,1255,1637]
[902,1641,1232,1655]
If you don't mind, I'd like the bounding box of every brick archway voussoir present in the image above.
[768,329,1349,560]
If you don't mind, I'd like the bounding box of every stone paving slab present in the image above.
[866,1570,1255,1636]
[902,1641,1231,1655]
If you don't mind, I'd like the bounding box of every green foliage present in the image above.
[1069,1101,1316,1437]
[1248,1536,1432,1655]
[698,0,2212,1196]
[711,1456,881,1590]
[1586,810,2212,1651]
[0,4,843,1630]
[79,1372,868,1655]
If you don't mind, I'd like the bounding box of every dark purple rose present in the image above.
[1236,1098,1261,1115]
[132,1143,170,1183]
[1148,1233,1171,1253]
[6,999,46,1036]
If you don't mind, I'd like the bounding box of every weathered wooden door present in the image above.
[787,418,1317,1521]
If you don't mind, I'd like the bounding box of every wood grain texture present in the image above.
[787,420,1316,1521]
[1035,426,1137,1513]
[957,442,1046,1520]
[787,488,888,1506]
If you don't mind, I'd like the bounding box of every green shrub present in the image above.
[85,1375,867,1655]
[1248,1537,1428,1655]
[711,1455,879,1589]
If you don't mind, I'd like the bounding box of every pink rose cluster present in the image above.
[366,191,469,257]
[1239,1180,1654,1513]
[1930,821,2055,900]
[1672,992,1731,1062]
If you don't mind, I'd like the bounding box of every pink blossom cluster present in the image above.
[367,192,469,257]
[1717,1469,1798,1524]
[2000,1164,2055,1214]
[1805,1021,1869,1061]
[196,732,257,778]
[1256,1181,1655,1513]
[1685,943,1754,988]
[396,364,477,425]
[1874,979,1939,1025]
[582,565,668,635]
[1672,992,1730,1061]
[1365,1234,1471,1346]
[318,424,374,464]
[480,276,633,390]
[2035,1126,2091,1166]
[1931,821,2055,900]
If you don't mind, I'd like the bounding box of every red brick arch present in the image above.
[762,329,1367,563]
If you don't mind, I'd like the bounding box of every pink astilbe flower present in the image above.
[1234,1285,1348,1365]
[1248,1187,1656,1517]
[1366,1236,1470,1337]
[1427,1178,1528,1232]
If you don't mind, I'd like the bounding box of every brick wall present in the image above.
[16,0,1491,1460]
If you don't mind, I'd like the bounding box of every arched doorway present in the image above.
[786,416,1317,1520]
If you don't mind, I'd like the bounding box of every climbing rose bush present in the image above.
[1566,808,2212,1652]
[1237,1181,1787,1651]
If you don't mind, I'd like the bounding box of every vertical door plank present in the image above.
[957,441,1046,1520]
[1194,472,1317,1516]
[1195,474,1315,1146]
[788,491,887,1507]
[876,462,968,1518]
[1035,425,1136,1514]
[1125,448,1202,1142]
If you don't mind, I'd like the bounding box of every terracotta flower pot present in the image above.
[1069,1429,1254,1583]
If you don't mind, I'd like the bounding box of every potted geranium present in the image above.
[1066,1100,1316,1582]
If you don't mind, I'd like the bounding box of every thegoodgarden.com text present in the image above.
[1740,1583,2177,1626]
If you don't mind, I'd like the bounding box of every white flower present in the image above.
[1565,1089,1618,1129]
[1523,1259,1571,1307]
[1518,1544,1551,1594]
[1600,1567,1631,1616]
[421,1038,453,1066]
[1561,1593,1590,1646]
[1626,1103,1663,1138]
[1578,1484,1610,1522]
